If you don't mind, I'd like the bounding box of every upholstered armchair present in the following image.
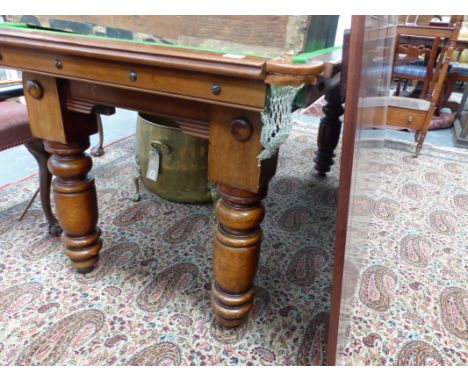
[0,82,61,236]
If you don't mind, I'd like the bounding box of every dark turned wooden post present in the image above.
[314,85,344,176]
[45,138,102,273]
[211,184,265,327]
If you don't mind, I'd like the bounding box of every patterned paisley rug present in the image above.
[335,139,468,366]
[0,123,466,366]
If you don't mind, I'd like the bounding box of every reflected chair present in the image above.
[364,45,455,157]
[392,24,460,100]
[0,84,61,235]
[392,30,441,99]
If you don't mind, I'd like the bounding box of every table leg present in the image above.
[314,85,344,176]
[44,138,101,273]
[211,184,265,327]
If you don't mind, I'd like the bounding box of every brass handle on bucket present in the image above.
[151,140,174,165]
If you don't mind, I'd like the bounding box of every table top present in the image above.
[0,22,342,82]
[0,22,342,58]
[0,21,343,119]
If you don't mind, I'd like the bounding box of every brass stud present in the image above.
[129,71,137,81]
[55,58,63,69]
[211,83,222,96]
[26,80,43,100]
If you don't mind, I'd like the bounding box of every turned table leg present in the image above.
[45,138,102,273]
[314,85,344,176]
[211,184,265,327]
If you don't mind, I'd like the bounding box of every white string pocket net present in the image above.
[258,84,303,164]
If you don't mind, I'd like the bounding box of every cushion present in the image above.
[429,112,456,130]
[393,64,428,78]
[449,62,468,77]
[0,101,35,151]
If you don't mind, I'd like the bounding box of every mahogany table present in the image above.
[0,22,343,327]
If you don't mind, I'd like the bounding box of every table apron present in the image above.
[0,46,267,110]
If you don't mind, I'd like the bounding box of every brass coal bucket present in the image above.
[134,113,212,203]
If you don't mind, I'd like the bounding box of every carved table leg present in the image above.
[45,138,102,273]
[314,85,344,176]
[25,140,61,236]
[211,184,265,327]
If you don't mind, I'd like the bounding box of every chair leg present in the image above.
[25,140,62,236]
[18,187,40,221]
[440,76,457,110]
[132,155,142,202]
[395,79,402,96]
[420,79,430,99]
[402,79,409,94]
[90,114,105,157]
[415,134,425,157]
[414,110,435,158]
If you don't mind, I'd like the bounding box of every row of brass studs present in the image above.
[127,71,222,96]
[23,58,224,99]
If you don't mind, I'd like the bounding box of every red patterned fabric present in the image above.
[301,96,326,117]
[0,101,35,151]
[428,112,456,130]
